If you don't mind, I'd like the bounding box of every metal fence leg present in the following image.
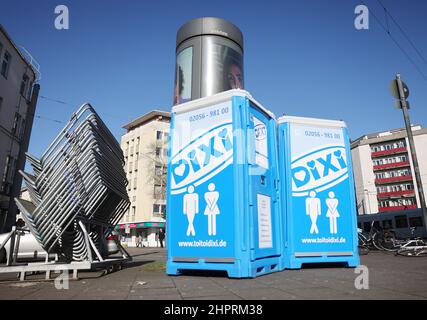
[13,232,21,264]
[7,228,16,266]
[79,221,104,262]
[116,240,131,260]
[0,230,13,253]
[78,221,93,263]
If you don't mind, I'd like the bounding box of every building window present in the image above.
[153,204,165,217]
[155,165,163,176]
[156,131,163,140]
[154,184,163,195]
[132,206,136,218]
[20,75,29,96]
[0,96,3,113]
[155,147,161,157]
[125,141,129,156]
[11,112,21,136]
[395,215,408,229]
[135,137,140,152]
[2,156,11,183]
[18,118,26,140]
[133,177,137,189]
[11,112,25,137]
[163,132,169,143]
[1,155,15,195]
[1,51,11,78]
[153,204,161,213]
[26,82,33,101]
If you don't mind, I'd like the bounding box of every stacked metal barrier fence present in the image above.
[15,103,130,262]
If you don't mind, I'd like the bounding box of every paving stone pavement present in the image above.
[0,248,426,300]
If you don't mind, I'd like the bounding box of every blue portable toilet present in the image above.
[166,89,282,278]
[277,116,360,269]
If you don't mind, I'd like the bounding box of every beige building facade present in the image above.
[117,110,170,247]
[351,125,427,215]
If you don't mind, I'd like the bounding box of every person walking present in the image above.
[158,228,165,248]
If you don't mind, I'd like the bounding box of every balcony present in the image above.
[377,189,415,198]
[375,175,413,185]
[371,147,407,158]
[373,161,410,171]
[379,204,417,212]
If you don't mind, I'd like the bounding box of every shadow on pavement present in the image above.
[130,252,160,258]
[123,260,156,269]
[298,262,350,269]
[177,269,229,278]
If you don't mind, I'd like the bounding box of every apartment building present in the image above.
[0,25,40,232]
[117,110,170,247]
[351,125,427,215]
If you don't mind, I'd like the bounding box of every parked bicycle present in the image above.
[395,227,427,257]
[358,220,400,254]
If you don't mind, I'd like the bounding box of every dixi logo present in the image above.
[170,123,233,194]
[254,123,266,141]
[291,146,348,196]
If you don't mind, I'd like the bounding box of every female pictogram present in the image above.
[204,183,220,236]
[326,191,340,234]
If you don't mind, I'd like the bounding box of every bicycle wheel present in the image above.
[415,249,427,257]
[373,231,399,252]
[381,231,399,252]
[372,231,386,251]
[396,247,427,257]
[358,233,368,247]
[396,248,417,256]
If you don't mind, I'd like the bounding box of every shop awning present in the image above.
[116,222,165,230]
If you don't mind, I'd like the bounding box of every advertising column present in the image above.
[174,17,244,105]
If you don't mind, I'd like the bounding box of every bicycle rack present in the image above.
[0,103,131,281]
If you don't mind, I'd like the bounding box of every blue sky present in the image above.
[1,0,426,158]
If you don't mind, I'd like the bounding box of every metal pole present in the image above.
[396,74,427,226]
